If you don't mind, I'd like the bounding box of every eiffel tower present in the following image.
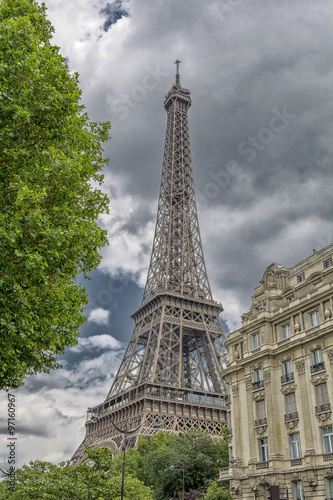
[72,62,228,464]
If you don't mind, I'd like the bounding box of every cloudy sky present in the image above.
[1,0,333,470]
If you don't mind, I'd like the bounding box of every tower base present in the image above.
[72,382,227,464]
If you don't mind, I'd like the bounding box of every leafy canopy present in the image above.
[113,429,230,500]
[0,0,110,389]
[0,448,153,500]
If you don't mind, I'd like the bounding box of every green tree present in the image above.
[113,429,230,500]
[202,481,232,500]
[0,0,110,389]
[0,448,153,500]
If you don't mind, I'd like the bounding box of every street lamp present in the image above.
[89,412,160,500]
[110,420,142,500]
[170,461,185,500]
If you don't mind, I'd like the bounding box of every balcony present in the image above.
[285,412,298,422]
[256,461,269,469]
[255,418,267,427]
[315,403,331,414]
[252,380,264,391]
[281,373,294,384]
[290,458,302,466]
[311,362,325,374]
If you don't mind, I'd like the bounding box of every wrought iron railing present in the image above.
[255,418,267,427]
[252,380,264,391]
[315,403,331,414]
[311,362,325,373]
[284,411,298,422]
[281,373,294,384]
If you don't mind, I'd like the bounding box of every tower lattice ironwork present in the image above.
[72,63,228,464]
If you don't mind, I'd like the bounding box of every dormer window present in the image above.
[324,258,332,269]
[297,273,305,283]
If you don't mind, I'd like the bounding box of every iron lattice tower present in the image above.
[72,63,228,464]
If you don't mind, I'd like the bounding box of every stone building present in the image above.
[220,243,333,500]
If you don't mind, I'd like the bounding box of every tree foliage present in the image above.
[113,429,230,500]
[0,0,110,389]
[0,448,153,500]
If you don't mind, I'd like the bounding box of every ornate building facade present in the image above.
[72,64,227,464]
[220,243,333,500]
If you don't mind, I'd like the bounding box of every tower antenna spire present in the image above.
[174,59,181,85]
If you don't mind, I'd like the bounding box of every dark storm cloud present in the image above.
[100,0,129,32]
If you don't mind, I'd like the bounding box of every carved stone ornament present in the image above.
[230,482,242,495]
[252,391,266,402]
[281,384,297,395]
[311,374,328,386]
[259,472,270,486]
[286,420,299,430]
[263,369,271,383]
[256,425,267,435]
[295,359,305,374]
[307,470,318,489]
[250,481,258,492]
[294,322,301,332]
[324,467,333,479]
[291,472,300,482]
[231,384,239,396]
[327,348,333,364]
[227,435,233,445]
[324,308,332,318]
[245,376,253,390]
[317,412,332,423]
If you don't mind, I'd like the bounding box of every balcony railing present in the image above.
[281,373,294,384]
[285,412,298,422]
[311,362,325,373]
[252,380,264,391]
[315,403,331,414]
[256,461,269,469]
[255,418,267,427]
[290,458,302,466]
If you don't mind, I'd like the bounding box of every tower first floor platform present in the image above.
[72,382,227,465]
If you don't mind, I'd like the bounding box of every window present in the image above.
[253,368,263,390]
[315,383,329,406]
[259,438,269,461]
[309,310,320,327]
[310,348,325,373]
[325,477,333,499]
[324,258,333,269]
[323,426,333,453]
[311,348,323,365]
[285,392,297,414]
[282,360,294,383]
[251,332,260,349]
[293,480,305,500]
[297,273,305,283]
[281,323,291,339]
[256,400,266,420]
[254,368,263,382]
[290,433,301,458]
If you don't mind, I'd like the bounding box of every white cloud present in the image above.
[87,307,110,325]
[72,334,122,352]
